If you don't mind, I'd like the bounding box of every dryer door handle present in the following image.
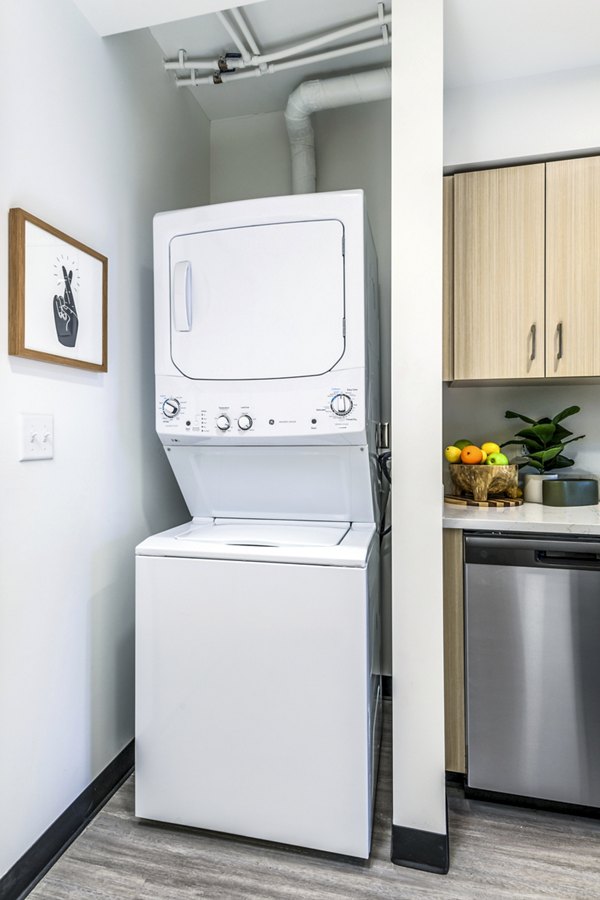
[172,260,192,332]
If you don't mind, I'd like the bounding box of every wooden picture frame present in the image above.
[9,208,108,372]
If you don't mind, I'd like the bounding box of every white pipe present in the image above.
[216,9,251,64]
[165,58,231,71]
[174,37,391,86]
[176,67,263,87]
[273,37,390,73]
[165,7,391,75]
[258,11,391,65]
[285,68,391,194]
[230,7,261,58]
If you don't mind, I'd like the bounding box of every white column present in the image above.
[391,0,447,871]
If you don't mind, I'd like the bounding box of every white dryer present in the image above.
[135,190,382,858]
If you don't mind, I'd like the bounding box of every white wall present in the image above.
[444,65,600,478]
[445,64,600,169]
[210,101,393,669]
[391,0,446,839]
[0,0,209,877]
[210,111,292,203]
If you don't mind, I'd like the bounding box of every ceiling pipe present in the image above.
[174,37,391,86]
[165,4,391,88]
[284,68,391,194]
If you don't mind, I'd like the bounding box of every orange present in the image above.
[460,445,484,465]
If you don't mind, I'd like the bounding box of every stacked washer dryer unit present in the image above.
[135,190,382,859]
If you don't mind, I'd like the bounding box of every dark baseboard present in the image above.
[391,800,450,874]
[445,770,466,787]
[0,740,134,900]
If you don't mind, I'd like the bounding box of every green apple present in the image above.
[454,439,473,450]
[486,452,509,466]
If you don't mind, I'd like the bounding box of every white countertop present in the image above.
[443,501,600,536]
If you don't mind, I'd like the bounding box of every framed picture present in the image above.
[9,208,107,372]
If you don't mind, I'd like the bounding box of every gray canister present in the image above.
[542,477,599,507]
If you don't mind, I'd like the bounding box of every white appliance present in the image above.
[135,190,382,858]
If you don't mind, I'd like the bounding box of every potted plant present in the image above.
[502,406,585,503]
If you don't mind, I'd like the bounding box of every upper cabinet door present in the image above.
[546,157,600,378]
[442,176,454,382]
[453,164,545,380]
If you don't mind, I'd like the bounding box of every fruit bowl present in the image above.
[449,463,519,502]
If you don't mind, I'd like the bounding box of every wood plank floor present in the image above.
[31,705,600,899]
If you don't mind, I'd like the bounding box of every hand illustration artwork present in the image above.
[53,265,79,348]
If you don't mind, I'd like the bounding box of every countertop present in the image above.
[443,501,600,536]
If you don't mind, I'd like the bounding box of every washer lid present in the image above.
[168,219,345,381]
[176,518,350,548]
[136,520,375,566]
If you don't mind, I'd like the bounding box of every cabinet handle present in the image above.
[529,323,536,361]
[557,322,563,360]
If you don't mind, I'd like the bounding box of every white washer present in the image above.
[136,190,382,858]
[136,519,381,858]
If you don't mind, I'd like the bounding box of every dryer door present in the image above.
[169,219,345,380]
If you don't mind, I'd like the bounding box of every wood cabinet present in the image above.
[453,164,546,381]
[546,156,600,378]
[448,154,600,382]
[443,529,465,774]
[442,176,454,382]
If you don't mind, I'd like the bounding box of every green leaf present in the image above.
[516,424,556,445]
[528,446,563,463]
[527,459,545,472]
[550,455,575,469]
[553,424,573,442]
[505,410,536,424]
[522,439,547,453]
[561,434,585,446]
[552,405,581,424]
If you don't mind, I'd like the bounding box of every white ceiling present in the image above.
[445,0,600,90]
[74,0,600,117]
[150,0,392,120]
[71,0,271,37]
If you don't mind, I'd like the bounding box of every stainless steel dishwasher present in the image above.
[465,532,600,809]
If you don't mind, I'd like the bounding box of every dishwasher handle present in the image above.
[535,549,600,570]
[465,533,600,570]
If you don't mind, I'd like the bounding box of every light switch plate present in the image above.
[19,414,54,461]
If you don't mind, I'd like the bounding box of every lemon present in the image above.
[480,449,488,463]
[444,445,462,463]
[481,441,501,456]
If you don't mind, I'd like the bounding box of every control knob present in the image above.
[331,393,353,416]
[238,414,253,431]
[216,415,231,431]
[162,398,181,418]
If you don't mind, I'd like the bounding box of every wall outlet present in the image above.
[19,414,54,461]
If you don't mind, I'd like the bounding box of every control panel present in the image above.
[156,376,365,443]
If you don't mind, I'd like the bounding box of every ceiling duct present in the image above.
[285,68,392,194]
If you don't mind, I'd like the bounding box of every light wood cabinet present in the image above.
[443,529,465,774]
[453,164,546,381]
[442,176,454,381]
[546,156,600,377]
[449,155,600,382]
